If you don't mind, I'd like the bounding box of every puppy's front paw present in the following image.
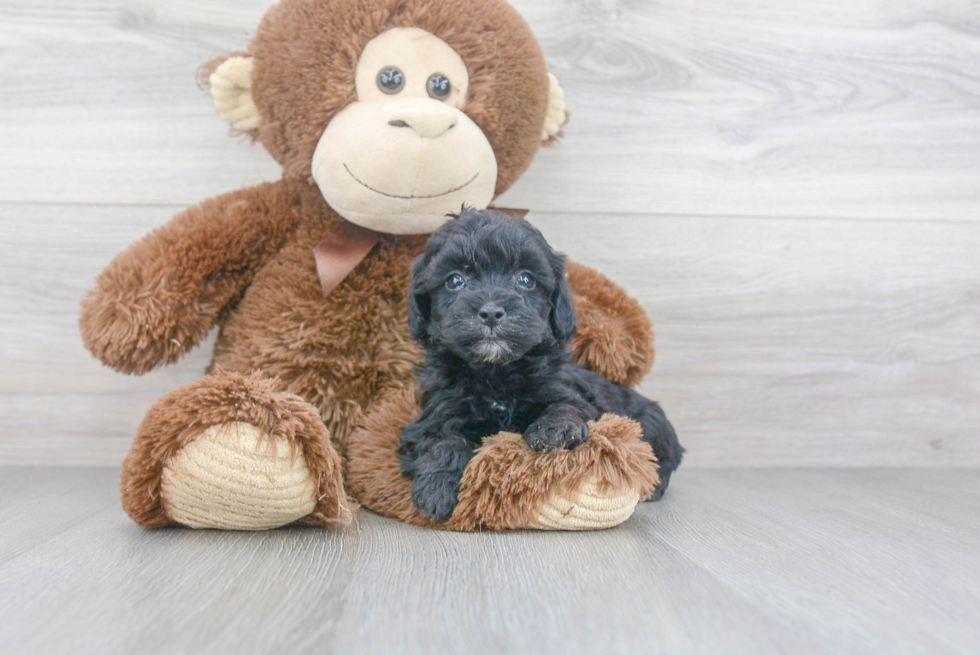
[524,417,590,453]
[411,472,461,522]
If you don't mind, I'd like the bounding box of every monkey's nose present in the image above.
[384,98,458,138]
[479,303,506,329]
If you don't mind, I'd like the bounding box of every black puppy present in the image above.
[399,208,683,521]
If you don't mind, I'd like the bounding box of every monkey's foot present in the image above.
[530,476,641,530]
[347,389,659,531]
[120,369,352,530]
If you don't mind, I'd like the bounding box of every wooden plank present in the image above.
[2,204,978,466]
[506,0,980,221]
[642,468,980,654]
[0,203,216,465]
[0,0,282,205]
[1,467,978,654]
[0,467,118,565]
[0,0,978,219]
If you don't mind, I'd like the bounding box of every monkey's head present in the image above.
[206,0,567,235]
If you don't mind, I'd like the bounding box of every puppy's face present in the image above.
[409,209,577,364]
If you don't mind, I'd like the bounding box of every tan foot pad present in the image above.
[531,476,640,530]
[160,422,317,530]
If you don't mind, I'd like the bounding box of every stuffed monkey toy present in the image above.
[80,0,661,531]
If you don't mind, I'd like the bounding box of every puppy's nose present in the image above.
[479,303,506,329]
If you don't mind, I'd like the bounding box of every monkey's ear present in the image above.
[541,73,568,142]
[407,255,432,344]
[208,56,261,132]
[549,274,578,346]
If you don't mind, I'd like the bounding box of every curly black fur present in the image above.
[399,208,683,521]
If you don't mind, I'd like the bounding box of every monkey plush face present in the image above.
[312,28,498,234]
[206,0,567,235]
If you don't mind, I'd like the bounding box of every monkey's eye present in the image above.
[377,67,405,94]
[446,273,466,291]
[427,73,451,100]
[516,272,535,289]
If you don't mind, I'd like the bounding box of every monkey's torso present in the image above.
[209,182,427,454]
[193,181,653,458]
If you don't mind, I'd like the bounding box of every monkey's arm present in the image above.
[565,260,656,388]
[80,180,308,375]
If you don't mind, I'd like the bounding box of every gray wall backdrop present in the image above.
[1,0,978,466]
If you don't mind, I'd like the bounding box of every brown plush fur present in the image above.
[82,0,658,529]
[205,186,428,457]
[93,176,654,527]
[566,262,655,388]
[347,388,659,531]
[80,180,315,376]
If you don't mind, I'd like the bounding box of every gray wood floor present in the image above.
[2,467,979,654]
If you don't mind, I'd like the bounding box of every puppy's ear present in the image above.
[549,272,578,346]
[408,254,432,344]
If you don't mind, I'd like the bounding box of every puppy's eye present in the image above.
[516,272,535,289]
[377,67,405,94]
[426,73,451,100]
[446,273,466,291]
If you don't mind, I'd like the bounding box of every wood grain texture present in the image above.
[1,467,978,654]
[3,203,978,466]
[0,0,978,219]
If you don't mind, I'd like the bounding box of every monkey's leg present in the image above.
[120,368,351,530]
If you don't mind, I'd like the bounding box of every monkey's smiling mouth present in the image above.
[343,164,479,200]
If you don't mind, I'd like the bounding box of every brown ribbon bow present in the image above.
[312,208,529,297]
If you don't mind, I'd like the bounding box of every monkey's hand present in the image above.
[566,260,656,388]
[80,181,306,374]
[80,273,216,376]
